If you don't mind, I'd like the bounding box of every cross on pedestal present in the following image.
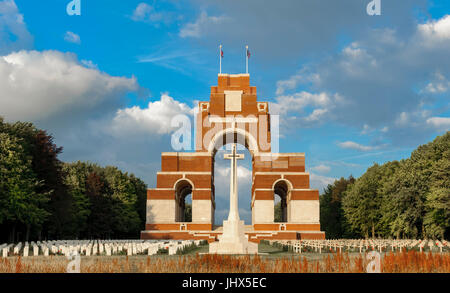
[209,143,258,254]
[224,144,244,221]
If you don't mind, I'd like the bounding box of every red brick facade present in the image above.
[141,74,325,241]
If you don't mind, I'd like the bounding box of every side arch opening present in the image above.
[274,180,290,223]
[174,179,193,222]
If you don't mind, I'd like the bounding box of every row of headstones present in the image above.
[0,240,146,257]
[0,240,203,257]
[271,239,449,254]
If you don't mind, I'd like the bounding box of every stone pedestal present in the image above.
[209,219,258,254]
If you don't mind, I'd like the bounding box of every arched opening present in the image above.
[207,128,257,226]
[175,180,193,222]
[274,180,289,223]
[208,128,258,158]
[213,142,253,226]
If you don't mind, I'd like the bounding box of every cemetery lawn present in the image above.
[1,242,449,273]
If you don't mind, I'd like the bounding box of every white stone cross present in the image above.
[224,143,244,221]
[209,144,258,254]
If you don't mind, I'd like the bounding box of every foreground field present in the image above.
[1,248,449,273]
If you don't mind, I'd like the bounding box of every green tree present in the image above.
[0,119,71,240]
[0,132,49,242]
[424,187,450,239]
[343,164,388,238]
[1,117,148,241]
[423,133,450,239]
[380,132,449,239]
[85,172,114,238]
[32,130,72,239]
[63,161,147,239]
[274,201,282,223]
[103,166,142,237]
[184,203,192,222]
[320,176,356,239]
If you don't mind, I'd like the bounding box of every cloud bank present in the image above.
[0,50,139,123]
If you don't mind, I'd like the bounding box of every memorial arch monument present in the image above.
[141,73,325,242]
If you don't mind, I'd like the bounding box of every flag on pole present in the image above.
[245,45,250,74]
[219,44,223,74]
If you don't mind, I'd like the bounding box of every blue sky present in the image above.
[0,0,449,224]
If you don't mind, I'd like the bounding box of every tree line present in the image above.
[320,131,449,239]
[0,118,147,243]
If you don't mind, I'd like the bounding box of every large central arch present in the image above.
[211,137,254,226]
[207,127,259,157]
[142,73,325,242]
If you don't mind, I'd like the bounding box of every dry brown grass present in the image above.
[1,250,449,273]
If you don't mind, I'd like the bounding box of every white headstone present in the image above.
[2,247,8,258]
[23,245,29,257]
[126,244,132,256]
[33,245,39,256]
[105,245,111,256]
[14,243,22,255]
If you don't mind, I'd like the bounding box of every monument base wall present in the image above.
[140,229,325,243]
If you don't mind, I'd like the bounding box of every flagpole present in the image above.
[246,45,248,74]
[219,44,222,74]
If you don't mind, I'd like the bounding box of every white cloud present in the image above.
[81,59,98,69]
[303,108,328,122]
[217,165,252,180]
[179,11,229,38]
[310,164,331,174]
[0,0,33,54]
[426,117,450,131]
[184,0,426,62]
[342,43,364,58]
[0,50,139,122]
[131,3,164,24]
[109,94,193,136]
[423,72,450,94]
[276,75,302,95]
[337,141,376,152]
[425,82,449,93]
[276,69,320,95]
[361,124,372,135]
[273,14,450,146]
[309,173,336,193]
[64,31,81,44]
[271,92,335,115]
[131,3,152,21]
[393,109,431,129]
[270,91,343,128]
[394,112,410,127]
[418,15,450,42]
